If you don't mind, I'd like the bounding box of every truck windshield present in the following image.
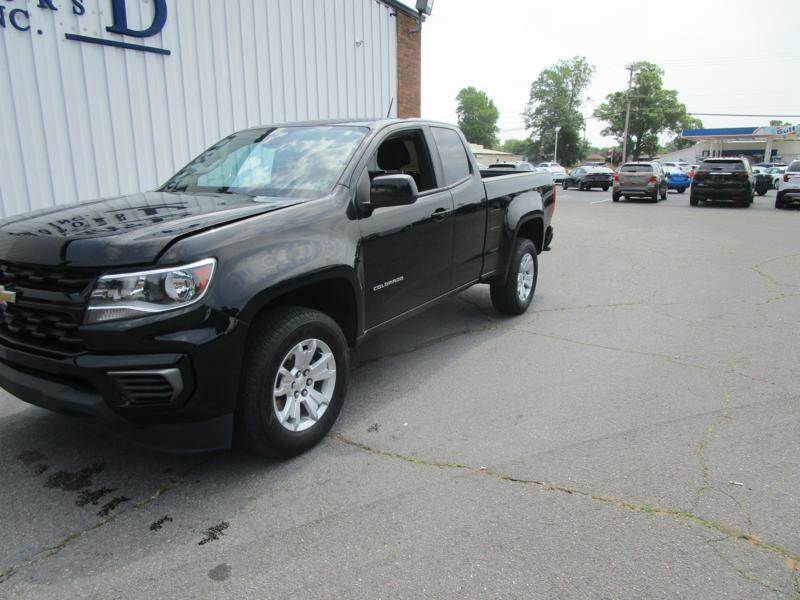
[163,126,368,198]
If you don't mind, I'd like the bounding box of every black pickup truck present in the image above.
[0,119,555,456]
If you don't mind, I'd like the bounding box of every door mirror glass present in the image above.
[369,174,419,208]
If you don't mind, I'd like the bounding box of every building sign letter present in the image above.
[106,0,167,38]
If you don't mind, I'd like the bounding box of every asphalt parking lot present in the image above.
[1,186,798,599]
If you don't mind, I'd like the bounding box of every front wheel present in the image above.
[236,307,349,457]
[490,238,538,316]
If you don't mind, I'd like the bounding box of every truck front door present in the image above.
[357,127,455,328]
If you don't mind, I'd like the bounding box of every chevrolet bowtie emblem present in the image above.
[0,286,17,306]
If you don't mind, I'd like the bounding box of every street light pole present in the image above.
[621,64,636,163]
[554,126,562,163]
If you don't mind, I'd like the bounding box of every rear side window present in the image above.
[788,161,800,172]
[620,164,653,173]
[431,127,471,185]
[700,160,746,171]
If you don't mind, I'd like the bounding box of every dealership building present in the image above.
[0,0,422,218]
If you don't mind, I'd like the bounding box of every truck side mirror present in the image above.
[369,174,419,209]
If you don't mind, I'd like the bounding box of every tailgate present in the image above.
[704,172,748,188]
[620,172,651,185]
[785,173,800,187]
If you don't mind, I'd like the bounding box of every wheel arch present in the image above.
[241,267,362,348]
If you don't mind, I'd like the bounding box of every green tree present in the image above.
[594,62,695,160]
[522,56,595,165]
[456,87,500,148]
[769,120,789,127]
[500,138,535,156]
[664,115,704,152]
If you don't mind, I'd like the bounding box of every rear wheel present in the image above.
[690,195,699,206]
[650,191,658,203]
[775,192,784,209]
[612,192,621,202]
[490,238,538,316]
[236,307,349,457]
[660,186,667,200]
[602,186,609,191]
[756,188,767,196]
[562,180,569,190]
[677,188,686,194]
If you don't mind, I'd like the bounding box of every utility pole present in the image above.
[621,63,636,163]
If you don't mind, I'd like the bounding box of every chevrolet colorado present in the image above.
[0,119,555,456]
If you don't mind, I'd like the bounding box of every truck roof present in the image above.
[243,118,458,132]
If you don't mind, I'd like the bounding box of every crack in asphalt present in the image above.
[751,253,800,291]
[705,537,789,597]
[0,456,214,585]
[333,434,800,578]
[513,327,772,385]
[691,378,756,539]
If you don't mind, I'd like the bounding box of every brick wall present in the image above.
[395,11,421,118]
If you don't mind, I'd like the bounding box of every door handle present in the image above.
[431,208,452,222]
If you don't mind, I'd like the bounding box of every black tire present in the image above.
[562,180,569,190]
[690,195,699,206]
[775,192,784,209]
[236,307,349,458]
[612,192,620,202]
[602,186,609,192]
[677,188,686,194]
[577,182,583,191]
[490,238,538,316]
[660,186,667,200]
[756,189,767,196]
[650,191,658,203]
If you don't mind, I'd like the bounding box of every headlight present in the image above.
[86,258,216,324]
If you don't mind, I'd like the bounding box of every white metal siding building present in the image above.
[0,0,410,218]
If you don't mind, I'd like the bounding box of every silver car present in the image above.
[613,162,668,202]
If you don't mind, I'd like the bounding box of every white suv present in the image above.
[775,160,800,209]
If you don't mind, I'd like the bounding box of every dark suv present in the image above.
[690,158,754,207]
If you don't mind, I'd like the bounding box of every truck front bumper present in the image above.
[0,306,248,453]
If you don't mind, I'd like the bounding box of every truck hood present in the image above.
[0,191,303,267]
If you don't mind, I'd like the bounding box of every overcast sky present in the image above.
[402,0,800,147]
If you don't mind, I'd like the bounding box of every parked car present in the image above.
[612,162,668,202]
[660,161,689,171]
[753,167,773,196]
[537,162,568,182]
[767,166,787,189]
[562,166,614,191]
[488,161,536,171]
[664,167,690,193]
[0,119,556,457]
[775,159,800,209]
[689,158,754,207]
